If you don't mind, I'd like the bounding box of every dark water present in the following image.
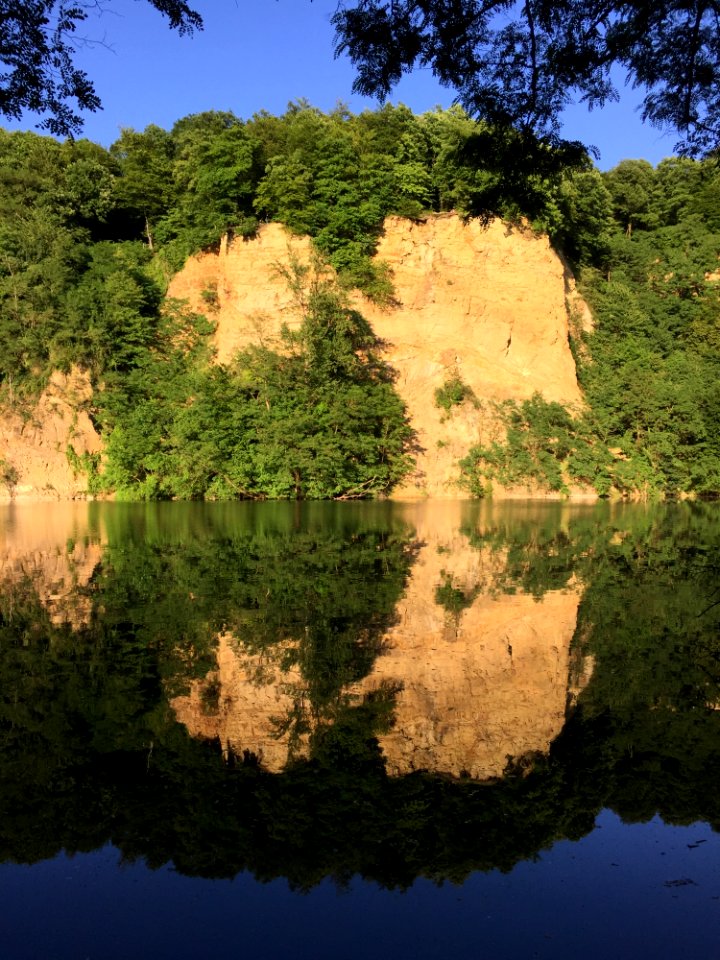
[0,499,718,959]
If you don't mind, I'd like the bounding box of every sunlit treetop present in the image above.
[2,1,719,155]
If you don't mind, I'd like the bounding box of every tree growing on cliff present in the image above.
[223,271,414,499]
[99,262,414,501]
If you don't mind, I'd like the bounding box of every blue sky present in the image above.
[10,0,678,169]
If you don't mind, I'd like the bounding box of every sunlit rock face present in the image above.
[168,215,585,499]
[172,503,590,780]
[0,216,588,501]
[0,368,102,502]
[0,502,103,626]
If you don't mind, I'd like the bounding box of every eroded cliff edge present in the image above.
[169,214,584,499]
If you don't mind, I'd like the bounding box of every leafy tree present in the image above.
[231,270,413,500]
[419,105,494,213]
[551,168,614,268]
[53,139,117,230]
[156,111,261,268]
[97,300,215,497]
[0,131,83,383]
[460,393,613,497]
[64,241,162,376]
[603,160,658,236]
[98,263,413,501]
[253,103,396,294]
[110,126,177,248]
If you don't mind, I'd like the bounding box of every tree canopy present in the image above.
[333,0,720,156]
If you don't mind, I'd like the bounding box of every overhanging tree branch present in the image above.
[0,1,202,137]
[332,0,720,156]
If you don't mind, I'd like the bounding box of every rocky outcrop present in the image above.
[0,368,102,501]
[168,215,585,498]
[0,216,586,500]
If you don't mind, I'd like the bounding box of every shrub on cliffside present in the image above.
[459,394,613,498]
[217,275,413,500]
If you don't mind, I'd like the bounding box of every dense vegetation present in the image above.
[461,157,720,498]
[333,1,720,158]
[5,2,717,160]
[0,104,718,498]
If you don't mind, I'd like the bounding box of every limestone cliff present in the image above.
[0,368,102,502]
[168,214,584,498]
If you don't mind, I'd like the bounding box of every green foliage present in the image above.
[549,168,614,269]
[65,445,102,494]
[1,110,720,500]
[434,572,480,616]
[97,301,216,498]
[461,394,613,497]
[99,268,413,501]
[333,1,720,157]
[458,153,720,500]
[0,2,202,137]
[434,373,477,413]
[603,160,659,235]
[0,458,18,491]
[65,242,162,376]
[569,157,720,497]
[156,112,262,270]
[109,125,176,248]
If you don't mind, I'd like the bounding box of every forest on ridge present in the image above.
[0,102,719,500]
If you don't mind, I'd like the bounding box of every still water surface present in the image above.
[0,499,718,958]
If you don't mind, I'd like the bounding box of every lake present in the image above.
[0,499,718,959]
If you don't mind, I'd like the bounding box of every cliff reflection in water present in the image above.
[0,501,103,627]
[173,502,587,779]
[0,499,719,887]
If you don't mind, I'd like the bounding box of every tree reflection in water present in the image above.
[0,500,718,889]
